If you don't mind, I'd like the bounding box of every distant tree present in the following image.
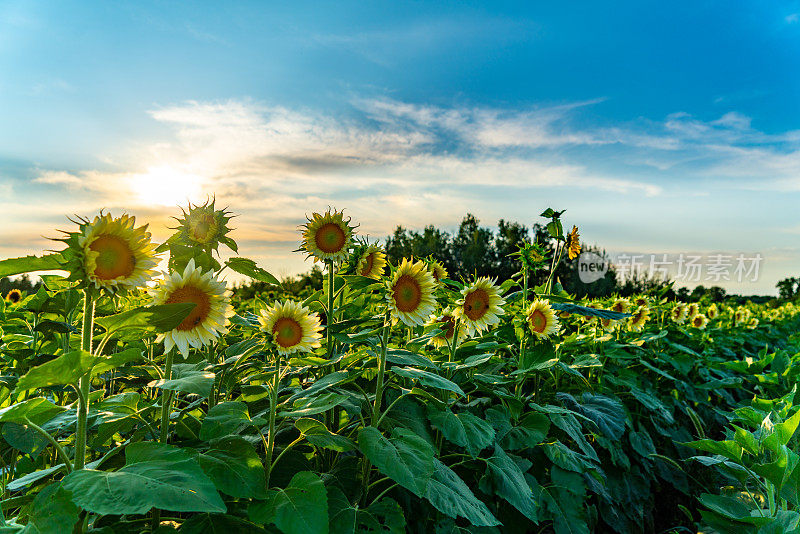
[0,275,41,298]
[776,277,799,300]
[690,285,706,301]
[706,286,727,302]
[493,219,530,282]
[675,287,691,301]
[452,214,495,279]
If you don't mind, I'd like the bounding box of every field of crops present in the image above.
[0,203,798,534]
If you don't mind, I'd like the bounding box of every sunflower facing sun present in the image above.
[670,304,688,324]
[301,209,355,263]
[258,300,323,356]
[386,259,437,327]
[455,277,505,336]
[357,245,388,280]
[149,259,234,358]
[526,300,560,339]
[75,213,159,293]
[691,313,708,329]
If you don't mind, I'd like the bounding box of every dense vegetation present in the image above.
[0,204,798,534]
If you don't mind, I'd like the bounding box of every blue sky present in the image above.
[1,1,799,294]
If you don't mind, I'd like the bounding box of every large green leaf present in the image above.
[391,367,464,396]
[95,302,197,335]
[280,393,348,418]
[428,408,494,459]
[249,471,328,534]
[557,392,626,440]
[425,459,501,527]
[62,442,225,515]
[198,436,267,499]
[358,426,435,497]
[225,258,281,286]
[327,486,405,534]
[295,418,355,452]
[764,408,800,449]
[0,398,65,424]
[20,482,79,534]
[148,363,215,397]
[178,514,267,533]
[15,351,95,392]
[200,401,253,440]
[481,445,538,522]
[0,254,64,277]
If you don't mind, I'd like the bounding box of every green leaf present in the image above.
[0,398,65,424]
[62,442,225,515]
[482,445,538,522]
[358,426,435,497]
[764,408,800,449]
[327,486,405,534]
[295,418,355,452]
[557,392,626,440]
[425,459,501,527]
[198,436,268,499]
[200,401,253,441]
[178,514,267,534]
[385,349,439,370]
[225,258,281,286]
[95,302,198,335]
[148,363,215,397]
[249,471,328,534]
[20,482,79,534]
[90,348,144,376]
[682,439,743,462]
[280,393,348,418]
[0,254,64,277]
[15,351,95,392]
[428,408,494,459]
[391,367,464,396]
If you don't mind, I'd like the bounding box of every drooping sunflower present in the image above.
[428,260,449,286]
[455,277,506,336]
[426,308,466,348]
[628,306,651,332]
[386,259,437,327]
[600,317,617,332]
[301,209,355,263]
[5,289,21,303]
[526,300,560,339]
[611,298,630,314]
[686,303,700,319]
[356,245,388,280]
[150,259,234,358]
[77,213,159,293]
[691,313,708,330]
[670,304,688,324]
[259,300,323,356]
[566,226,581,260]
[706,304,719,320]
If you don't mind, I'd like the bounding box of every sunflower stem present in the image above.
[74,289,95,471]
[23,417,72,473]
[158,348,175,444]
[265,355,280,489]
[361,311,391,506]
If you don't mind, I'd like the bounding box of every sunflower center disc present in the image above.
[273,318,303,347]
[190,214,218,243]
[361,253,375,276]
[315,223,346,254]
[89,234,136,280]
[394,275,422,312]
[529,309,546,333]
[166,285,212,331]
[464,289,489,321]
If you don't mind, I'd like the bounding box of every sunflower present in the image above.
[426,308,466,348]
[455,277,506,336]
[600,317,617,332]
[706,304,719,320]
[747,318,759,329]
[428,261,448,285]
[175,199,236,251]
[386,259,437,327]
[356,245,388,280]
[259,300,323,356]
[633,296,649,308]
[691,313,708,330]
[611,298,630,314]
[301,209,355,263]
[629,306,650,332]
[566,226,581,260]
[76,213,159,293]
[526,300,560,339]
[5,289,21,303]
[150,259,234,358]
[670,304,688,324]
[686,303,700,319]
[735,307,751,325]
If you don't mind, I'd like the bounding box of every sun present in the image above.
[130,166,204,207]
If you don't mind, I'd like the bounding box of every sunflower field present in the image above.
[0,203,799,534]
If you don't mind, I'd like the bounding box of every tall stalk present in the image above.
[362,312,391,506]
[158,348,175,444]
[265,355,281,488]
[74,289,95,470]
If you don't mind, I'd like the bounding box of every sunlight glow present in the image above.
[130,166,204,207]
